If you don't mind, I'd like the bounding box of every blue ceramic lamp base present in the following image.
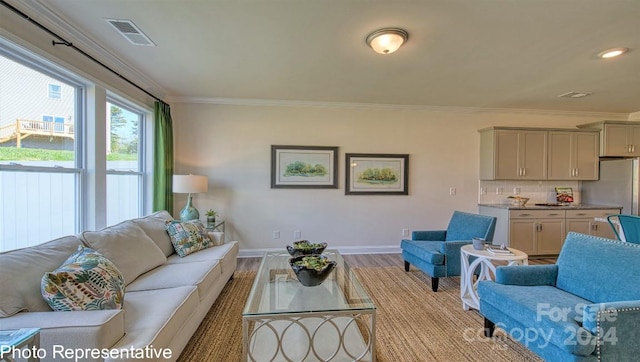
[179,194,200,222]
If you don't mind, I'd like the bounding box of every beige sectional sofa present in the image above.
[0,211,238,361]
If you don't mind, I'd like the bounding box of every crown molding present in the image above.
[167,96,630,119]
[14,0,166,99]
[629,111,640,121]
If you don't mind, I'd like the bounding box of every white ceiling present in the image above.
[14,0,640,113]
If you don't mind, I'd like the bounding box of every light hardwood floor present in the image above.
[236,253,556,272]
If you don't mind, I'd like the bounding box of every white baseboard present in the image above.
[238,245,401,258]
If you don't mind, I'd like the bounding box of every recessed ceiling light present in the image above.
[597,47,628,59]
[558,92,592,99]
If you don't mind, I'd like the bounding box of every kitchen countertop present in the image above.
[478,203,622,210]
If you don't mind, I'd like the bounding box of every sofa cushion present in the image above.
[126,260,221,301]
[131,210,175,257]
[82,221,166,285]
[478,282,596,356]
[108,286,199,356]
[399,240,445,265]
[165,220,213,257]
[41,246,125,311]
[166,241,238,276]
[0,235,84,317]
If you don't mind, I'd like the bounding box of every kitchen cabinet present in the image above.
[577,121,640,157]
[480,128,547,180]
[565,209,619,240]
[547,131,599,180]
[509,210,565,255]
[479,206,621,256]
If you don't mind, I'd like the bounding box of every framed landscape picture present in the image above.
[271,145,338,188]
[345,153,409,195]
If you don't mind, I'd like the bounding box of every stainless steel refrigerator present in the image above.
[582,158,640,215]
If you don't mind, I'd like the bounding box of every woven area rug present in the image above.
[178,267,542,361]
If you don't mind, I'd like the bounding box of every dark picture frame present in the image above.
[345,153,409,195]
[271,145,339,188]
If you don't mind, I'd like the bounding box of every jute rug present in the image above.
[178,267,542,362]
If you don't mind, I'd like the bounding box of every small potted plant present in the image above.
[205,209,218,228]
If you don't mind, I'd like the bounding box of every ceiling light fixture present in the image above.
[366,28,409,55]
[597,47,628,59]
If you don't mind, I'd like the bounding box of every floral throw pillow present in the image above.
[165,220,213,257]
[41,246,125,311]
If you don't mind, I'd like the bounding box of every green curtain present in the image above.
[152,101,174,212]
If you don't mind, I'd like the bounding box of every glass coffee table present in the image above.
[242,250,376,361]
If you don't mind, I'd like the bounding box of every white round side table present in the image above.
[460,244,528,311]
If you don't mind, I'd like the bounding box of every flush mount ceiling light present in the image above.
[597,47,628,59]
[366,28,409,54]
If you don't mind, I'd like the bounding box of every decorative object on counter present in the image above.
[508,196,529,207]
[286,240,328,257]
[555,187,574,204]
[472,237,486,250]
[289,255,336,287]
[173,174,208,221]
[205,209,218,228]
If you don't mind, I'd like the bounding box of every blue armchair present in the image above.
[400,211,496,292]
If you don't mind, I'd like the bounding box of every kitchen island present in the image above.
[479,203,621,256]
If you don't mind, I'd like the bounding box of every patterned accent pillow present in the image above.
[165,220,213,257]
[41,246,125,311]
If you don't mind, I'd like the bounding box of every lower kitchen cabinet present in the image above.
[565,209,619,240]
[479,206,621,256]
[509,210,566,255]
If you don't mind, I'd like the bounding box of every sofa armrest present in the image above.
[582,300,640,359]
[0,310,125,352]
[495,265,558,286]
[412,230,446,241]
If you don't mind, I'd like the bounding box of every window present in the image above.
[48,83,61,99]
[0,51,82,251]
[0,37,152,252]
[106,100,144,226]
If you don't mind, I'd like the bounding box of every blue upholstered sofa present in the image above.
[479,232,640,361]
[400,211,496,291]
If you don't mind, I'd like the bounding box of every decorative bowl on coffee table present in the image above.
[286,240,328,257]
[289,254,336,287]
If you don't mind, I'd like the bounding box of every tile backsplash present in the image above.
[478,180,581,205]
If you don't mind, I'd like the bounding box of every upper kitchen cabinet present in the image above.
[548,130,599,180]
[480,128,547,180]
[578,121,640,157]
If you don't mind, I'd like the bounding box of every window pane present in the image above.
[0,56,76,165]
[106,173,140,226]
[106,101,143,226]
[107,102,139,171]
[0,171,77,251]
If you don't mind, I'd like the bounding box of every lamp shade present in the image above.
[173,174,208,194]
[366,28,409,55]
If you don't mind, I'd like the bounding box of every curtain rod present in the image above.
[0,0,166,105]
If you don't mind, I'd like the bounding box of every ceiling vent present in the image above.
[106,19,156,46]
[558,91,592,99]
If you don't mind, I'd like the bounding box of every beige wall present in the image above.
[171,102,623,254]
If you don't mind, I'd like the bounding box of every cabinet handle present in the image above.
[629,145,633,153]
[576,213,587,216]
[633,145,636,153]
[522,168,526,176]
[519,213,531,216]
[547,213,560,216]
[574,168,579,177]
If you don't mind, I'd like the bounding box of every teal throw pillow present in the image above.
[41,246,125,311]
[165,220,213,257]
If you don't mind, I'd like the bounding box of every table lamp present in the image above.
[173,174,208,221]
